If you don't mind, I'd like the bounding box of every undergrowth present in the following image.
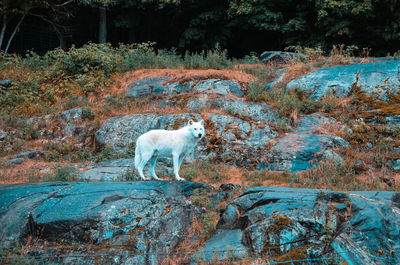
[0,42,236,115]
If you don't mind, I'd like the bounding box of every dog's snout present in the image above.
[198,133,202,138]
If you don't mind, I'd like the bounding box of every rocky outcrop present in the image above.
[1,183,398,264]
[95,113,203,152]
[287,60,400,99]
[0,181,208,264]
[260,51,305,64]
[195,186,400,264]
[267,113,348,172]
[60,108,94,122]
[78,158,136,180]
[96,112,276,168]
[126,76,245,98]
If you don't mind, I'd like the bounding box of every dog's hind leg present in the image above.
[137,150,153,180]
[149,157,161,180]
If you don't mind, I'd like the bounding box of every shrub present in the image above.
[43,165,78,182]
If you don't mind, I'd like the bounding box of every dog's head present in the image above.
[188,119,205,139]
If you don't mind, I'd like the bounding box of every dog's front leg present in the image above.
[172,152,185,181]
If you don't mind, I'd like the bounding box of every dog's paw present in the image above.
[176,177,185,181]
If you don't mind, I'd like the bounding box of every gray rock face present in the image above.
[287,60,400,99]
[79,158,136,180]
[126,76,169,98]
[261,51,305,64]
[192,79,244,97]
[200,186,400,263]
[126,76,245,98]
[12,150,44,159]
[186,96,276,122]
[0,129,7,141]
[60,108,94,122]
[268,113,348,172]
[0,181,208,264]
[7,158,24,165]
[96,112,276,168]
[96,113,203,152]
[0,79,12,88]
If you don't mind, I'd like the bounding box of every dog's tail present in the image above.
[134,139,141,169]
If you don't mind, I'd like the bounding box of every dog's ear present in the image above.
[188,119,193,126]
[200,120,204,126]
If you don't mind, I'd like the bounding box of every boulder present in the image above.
[192,229,248,263]
[95,113,203,152]
[12,150,44,160]
[0,79,12,88]
[192,79,244,97]
[287,60,400,99]
[126,76,169,98]
[0,129,7,141]
[96,113,276,168]
[7,158,24,165]
[60,108,94,122]
[268,113,348,172]
[264,68,287,89]
[201,186,400,263]
[260,51,305,64]
[0,181,208,264]
[126,76,245,98]
[186,97,276,122]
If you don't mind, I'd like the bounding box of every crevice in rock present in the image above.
[247,198,280,212]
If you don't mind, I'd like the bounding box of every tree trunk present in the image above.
[5,14,25,54]
[98,6,107,43]
[0,14,7,50]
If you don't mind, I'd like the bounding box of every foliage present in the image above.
[0,42,237,115]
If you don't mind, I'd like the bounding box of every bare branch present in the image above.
[55,0,75,7]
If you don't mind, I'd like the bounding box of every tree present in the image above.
[0,0,74,53]
[78,0,117,43]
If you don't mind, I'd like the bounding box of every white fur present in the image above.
[134,119,205,181]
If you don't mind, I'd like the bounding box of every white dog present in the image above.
[134,119,205,181]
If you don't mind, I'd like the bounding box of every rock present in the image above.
[79,158,136,180]
[268,113,348,173]
[60,108,94,122]
[126,76,244,98]
[192,229,248,263]
[63,124,85,137]
[0,181,208,264]
[0,129,7,141]
[95,113,203,152]
[388,159,400,171]
[321,150,344,164]
[206,113,276,167]
[126,76,169,98]
[204,186,400,262]
[287,60,400,99]
[0,79,12,88]
[260,51,305,64]
[96,113,276,168]
[63,124,75,137]
[192,79,244,97]
[264,68,287,89]
[186,97,276,122]
[12,150,44,160]
[7,158,24,165]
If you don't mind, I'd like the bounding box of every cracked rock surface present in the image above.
[0,181,208,264]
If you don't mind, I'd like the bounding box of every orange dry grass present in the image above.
[282,62,313,83]
[161,217,205,265]
[109,69,256,95]
[0,160,64,184]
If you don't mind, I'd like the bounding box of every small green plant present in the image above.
[43,165,78,182]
